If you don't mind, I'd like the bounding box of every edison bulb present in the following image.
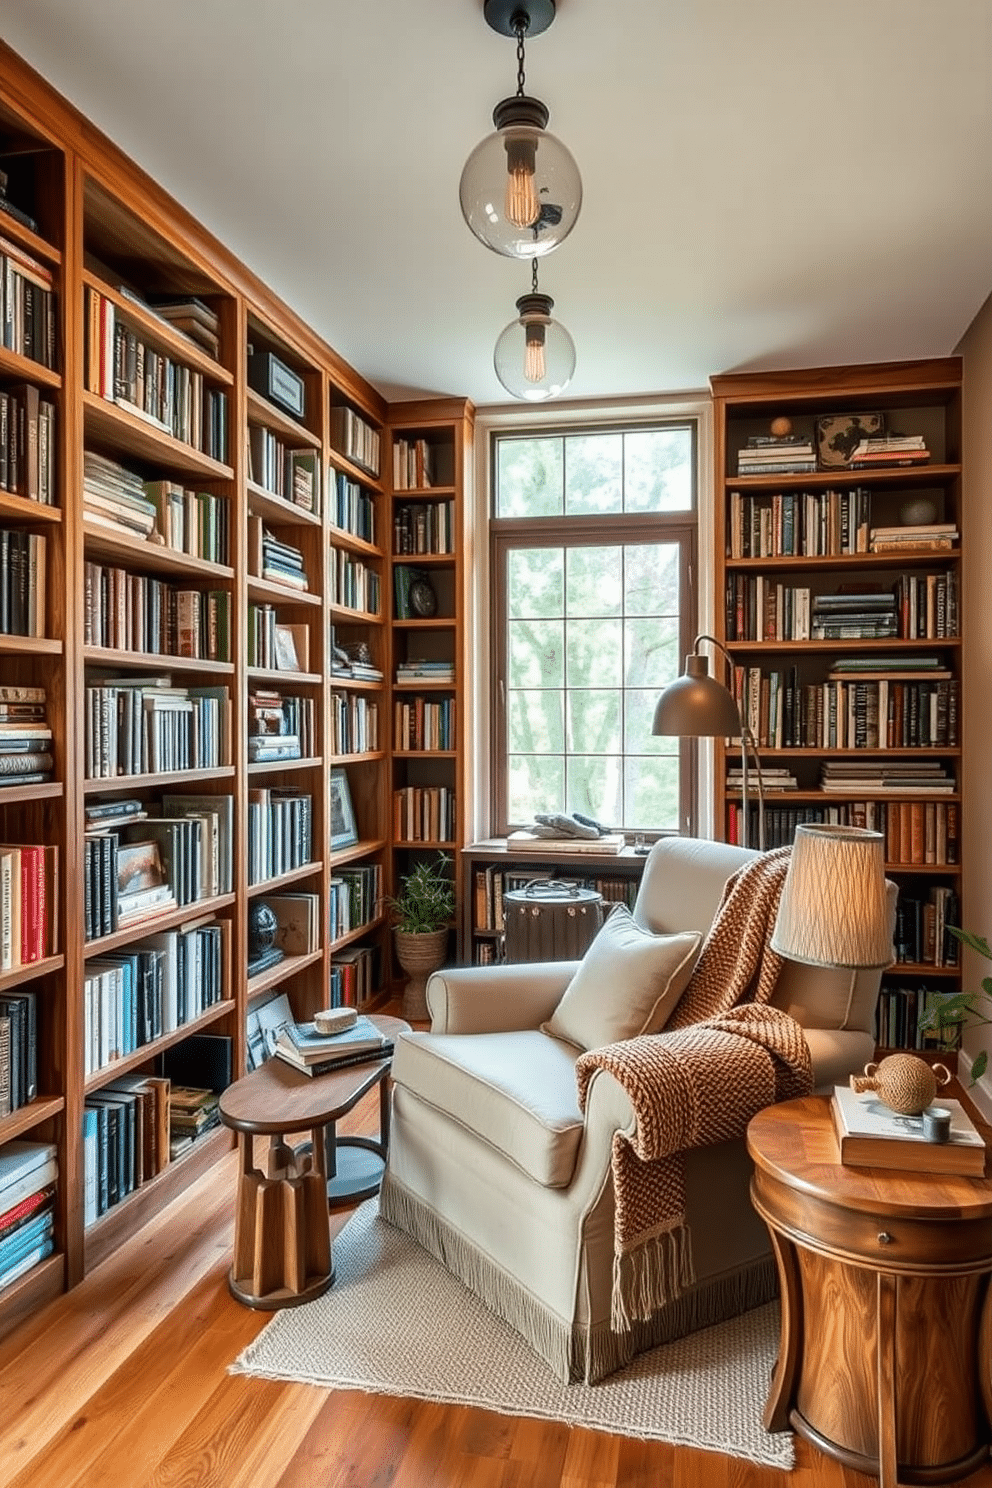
[494,293,575,401]
[459,97,581,259]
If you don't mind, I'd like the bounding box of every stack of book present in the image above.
[0,684,52,785]
[0,1142,57,1291]
[273,1014,392,1078]
[735,435,817,477]
[0,383,56,503]
[168,1085,221,1157]
[811,591,898,639]
[395,658,455,686]
[726,765,798,794]
[821,760,956,793]
[869,521,958,554]
[147,295,220,358]
[83,450,159,540]
[849,434,930,469]
[248,515,309,590]
[248,689,314,762]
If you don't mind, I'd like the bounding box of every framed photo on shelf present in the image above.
[331,767,359,849]
[815,411,885,469]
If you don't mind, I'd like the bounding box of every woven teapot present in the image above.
[851,1053,952,1116]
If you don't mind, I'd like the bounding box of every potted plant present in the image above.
[385,854,456,1020]
[918,928,992,1082]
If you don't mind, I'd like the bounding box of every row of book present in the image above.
[0,685,51,787]
[332,405,380,478]
[392,436,436,490]
[247,787,313,885]
[1,235,57,370]
[246,606,310,673]
[331,550,380,615]
[893,885,959,967]
[821,761,956,793]
[84,1078,167,1222]
[329,863,382,943]
[0,987,36,1116]
[84,451,230,565]
[0,1142,57,1293]
[329,943,377,1009]
[0,383,56,503]
[333,470,374,543]
[874,984,959,1053]
[83,678,231,779]
[393,787,454,845]
[725,571,958,643]
[393,696,454,752]
[869,520,957,554]
[248,516,309,591]
[0,529,45,637]
[82,562,232,661]
[84,924,225,1076]
[732,666,959,750]
[331,689,379,755]
[85,287,228,461]
[726,798,959,864]
[83,796,233,940]
[249,689,316,762]
[728,488,874,558]
[734,434,817,477]
[1,844,58,969]
[246,429,320,513]
[393,500,455,555]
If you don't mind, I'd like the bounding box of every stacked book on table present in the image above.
[273,1011,392,1079]
[831,1083,986,1176]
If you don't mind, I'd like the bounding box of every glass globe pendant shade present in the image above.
[460,96,582,259]
[493,291,575,401]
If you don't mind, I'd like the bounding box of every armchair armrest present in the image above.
[426,961,579,1034]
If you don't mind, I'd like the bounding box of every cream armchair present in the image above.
[379,836,894,1384]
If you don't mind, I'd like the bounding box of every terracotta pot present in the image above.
[393,928,449,1021]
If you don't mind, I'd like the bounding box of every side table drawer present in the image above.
[752,1170,992,1271]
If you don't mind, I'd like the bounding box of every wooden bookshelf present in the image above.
[0,39,468,1340]
[711,359,964,1056]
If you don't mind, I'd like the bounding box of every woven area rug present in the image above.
[231,1200,793,1471]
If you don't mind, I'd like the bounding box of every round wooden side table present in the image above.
[747,1093,992,1488]
[218,1013,408,1310]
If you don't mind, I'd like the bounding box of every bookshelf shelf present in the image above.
[0,493,61,524]
[245,666,321,687]
[0,634,62,656]
[82,766,235,795]
[81,270,235,385]
[0,1095,65,1143]
[0,347,60,389]
[246,387,321,449]
[246,950,323,1000]
[0,955,66,993]
[247,862,322,895]
[81,894,237,954]
[82,523,235,581]
[712,358,964,1052]
[83,999,237,1093]
[0,781,63,805]
[83,647,236,675]
[82,393,234,481]
[246,576,321,609]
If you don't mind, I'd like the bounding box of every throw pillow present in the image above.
[542,905,702,1052]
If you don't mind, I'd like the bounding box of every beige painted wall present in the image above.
[957,297,992,1104]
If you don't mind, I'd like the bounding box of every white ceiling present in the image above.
[2,0,992,408]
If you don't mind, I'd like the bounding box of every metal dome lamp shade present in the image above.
[494,257,575,400]
[459,0,582,260]
[652,634,765,850]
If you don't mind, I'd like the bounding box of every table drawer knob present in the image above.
[877,1231,894,1246]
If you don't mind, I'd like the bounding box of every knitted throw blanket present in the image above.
[574,849,813,1332]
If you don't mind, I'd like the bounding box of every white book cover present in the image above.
[832,1084,983,1149]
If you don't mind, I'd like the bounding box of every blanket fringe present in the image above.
[611,1223,694,1332]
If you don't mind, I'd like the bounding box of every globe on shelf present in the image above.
[247,901,283,974]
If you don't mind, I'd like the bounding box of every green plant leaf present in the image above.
[972,1050,988,1083]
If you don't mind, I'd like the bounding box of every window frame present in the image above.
[488,420,700,840]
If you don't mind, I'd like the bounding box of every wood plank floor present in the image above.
[2,1075,992,1488]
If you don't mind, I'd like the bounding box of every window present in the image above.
[491,423,697,836]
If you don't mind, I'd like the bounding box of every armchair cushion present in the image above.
[391,1029,585,1187]
[541,906,702,1052]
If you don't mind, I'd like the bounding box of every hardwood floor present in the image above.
[2,1076,991,1488]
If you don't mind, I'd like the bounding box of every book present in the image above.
[273,1040,394,1078]
[830,1084,986,1176]
[506,831,626,855]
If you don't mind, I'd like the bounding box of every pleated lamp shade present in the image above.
[771,824,893,969]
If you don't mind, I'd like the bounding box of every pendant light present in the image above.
[459,0,581,260]
[493,258,575,401]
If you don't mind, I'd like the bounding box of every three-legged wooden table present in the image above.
[747,1094,992,1487]
[218,1014,408,1309]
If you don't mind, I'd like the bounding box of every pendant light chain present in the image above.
[532,257,539,293]
[514,12,529,96]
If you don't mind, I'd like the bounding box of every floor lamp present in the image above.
[652,632,765,850]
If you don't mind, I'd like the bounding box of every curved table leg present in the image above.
[763,1222,803,1432]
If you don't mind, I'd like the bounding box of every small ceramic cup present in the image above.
[922,1107,952,1143]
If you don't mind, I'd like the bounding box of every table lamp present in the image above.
[770,824,893,969]
[652,632,765,849]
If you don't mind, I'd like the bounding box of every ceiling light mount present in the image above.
[482,0,556,41]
